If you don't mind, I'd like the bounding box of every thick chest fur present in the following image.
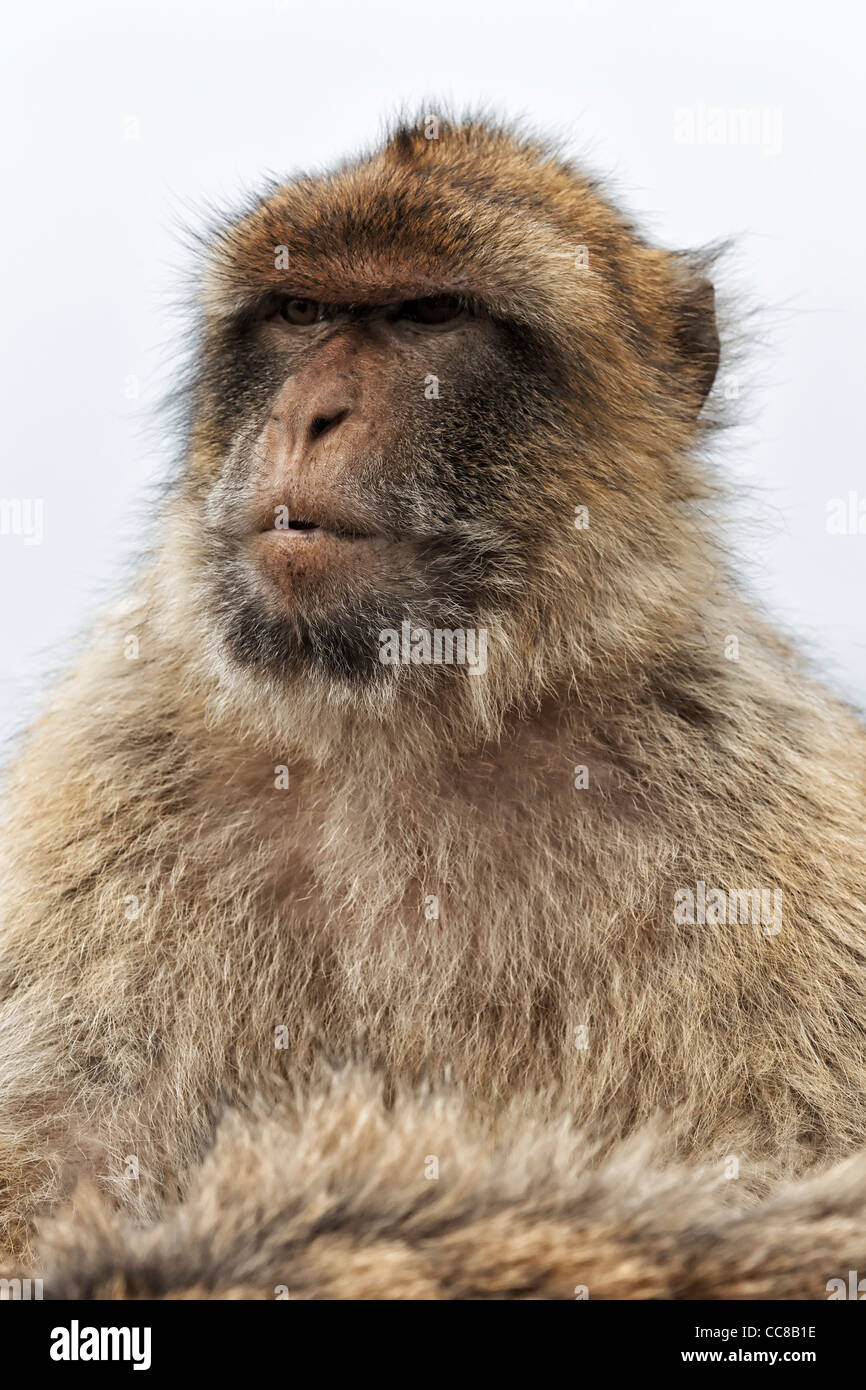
[150,741,711,1140]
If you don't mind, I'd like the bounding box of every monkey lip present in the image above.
[250,523,388,598]
[257,524,378,552]
[256,509,378,543]
[277,519,374,541]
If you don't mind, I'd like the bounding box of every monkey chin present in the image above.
[183,504,512,719]
[208,546,431,696]
[244,529,420,678]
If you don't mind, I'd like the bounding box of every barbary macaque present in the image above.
[2,115,866,1299]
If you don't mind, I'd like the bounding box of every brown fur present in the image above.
[2,114,865,1299]
[29,1073,866,1301]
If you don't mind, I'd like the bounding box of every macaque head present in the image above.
[173,115,720,722]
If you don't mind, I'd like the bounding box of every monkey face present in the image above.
[192,291,563,690]
[180,118,719,701]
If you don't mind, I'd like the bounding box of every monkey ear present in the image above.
[671,274,720,407]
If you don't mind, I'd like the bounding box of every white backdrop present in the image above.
[2,0,864,747]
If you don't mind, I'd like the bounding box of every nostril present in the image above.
[308,409,348,443]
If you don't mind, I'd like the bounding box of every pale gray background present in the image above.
[2,0,864,747]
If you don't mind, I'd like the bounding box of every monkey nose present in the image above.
[305,407,349,445]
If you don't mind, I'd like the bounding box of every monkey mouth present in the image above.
[253,499,380,543]
[248,513,399,608]
[278,517,375,541]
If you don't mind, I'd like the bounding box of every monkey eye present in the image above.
[401,295,465,326]
[278,297,325,326]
